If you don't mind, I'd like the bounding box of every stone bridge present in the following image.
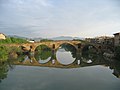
[26,40,81,51]
[4,40,114,53]
[8,40,82,52]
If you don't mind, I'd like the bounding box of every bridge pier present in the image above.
[76,49,82,65]
[28,45,35,56]
[51,48,56,64]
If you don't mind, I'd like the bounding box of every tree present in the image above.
[0,46,9,62]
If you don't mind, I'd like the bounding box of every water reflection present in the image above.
[0,62,8,83]
[0,59,14,83]
[82,45,99,64]
[34,45,52,64]
[0,44,120,81]
[56,43,76,65]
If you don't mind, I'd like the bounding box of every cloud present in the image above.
[0,0,120,38]
[39,0,53,7]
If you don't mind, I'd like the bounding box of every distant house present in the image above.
[28,40,35,43]
[85,38,98,43]
[0,33,6,40]
[114,32,120,46]
[97,36,114,45]
[85,36,114,46]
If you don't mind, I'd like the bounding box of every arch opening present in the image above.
[81,44,99,63]
[34,45,52,64]
[104,46,114,53]
[56,43,77,65]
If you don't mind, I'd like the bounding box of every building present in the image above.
[113,32,120,46]
[85,36,114,46]
[28,40,35,43]
[0,33,6,40]
[85,38,97,43]
[97,36,114,45]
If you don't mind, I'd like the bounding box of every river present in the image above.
[0,44,120,90]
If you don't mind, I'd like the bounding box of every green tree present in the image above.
[0,46,9,62]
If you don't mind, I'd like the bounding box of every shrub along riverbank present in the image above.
[0,46,8,62]
[0,37,28,62]
[0,45,22,62]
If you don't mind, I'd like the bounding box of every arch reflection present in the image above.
[56,43,77,65]
[82,44,99,64]
[34,45,52,64]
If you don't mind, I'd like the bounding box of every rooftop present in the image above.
[113,32,120,35]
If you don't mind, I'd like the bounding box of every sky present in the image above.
[0,0,120,38]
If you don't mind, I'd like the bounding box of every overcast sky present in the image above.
[0,0,120,38]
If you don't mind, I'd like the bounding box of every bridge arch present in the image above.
[81,44,100,65]
[34,44,52,51]
[34,44,53,64]
[56,42,78,51]
[102,45,114,53]
[56,43,77,65]
[81,44,99,54]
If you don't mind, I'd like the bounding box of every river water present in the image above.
[0,44,120,90]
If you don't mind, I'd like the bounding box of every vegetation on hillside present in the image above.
[40,39,53,42]
[0,37,28,44]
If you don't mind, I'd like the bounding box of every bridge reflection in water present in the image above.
[6,43,119,79]
[0,43,120,90]
[13,43,100,68]
[1,43,120,80]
